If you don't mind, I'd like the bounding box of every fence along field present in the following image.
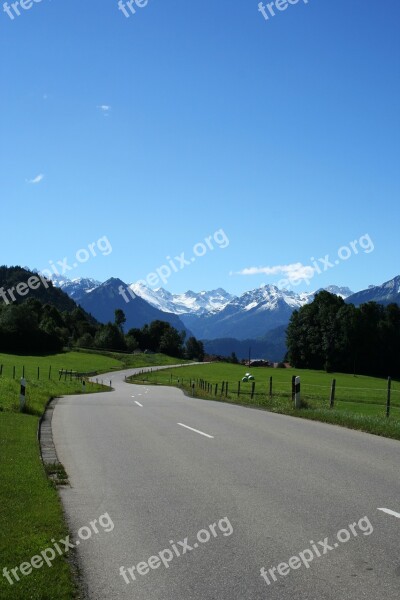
[0,352,121,414]
[0,351,190,414]
[130,363,400,439]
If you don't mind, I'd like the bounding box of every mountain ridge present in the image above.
[71,277,192,335]
[51,274,400,351]
[346,275,400,307]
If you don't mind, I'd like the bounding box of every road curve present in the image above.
[52,366,400,599]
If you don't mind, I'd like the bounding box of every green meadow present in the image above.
[130,363,400,440]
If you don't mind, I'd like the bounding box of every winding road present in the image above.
[52,366,400,599]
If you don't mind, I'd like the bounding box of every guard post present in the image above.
[294,376,301,409]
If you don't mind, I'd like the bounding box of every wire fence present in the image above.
[0,363,99,381]
[131,371,400,418]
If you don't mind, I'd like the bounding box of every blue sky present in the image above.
[0,0,399,296]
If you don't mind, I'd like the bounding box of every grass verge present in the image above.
[0,414,76,600]
[0,349,184,599]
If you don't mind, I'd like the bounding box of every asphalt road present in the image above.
[52,366,400,599]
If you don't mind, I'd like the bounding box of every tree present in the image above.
[94,323,126,351]
[126,321,186,354]
[287,292,400,377]
[286,291,345,371]
[230,351,239,364]
[125,333,139,352]
[147,320,171,352]
[185,337,205,361]
[127,327,146,350]
[76,332,94,348]
[159,328,185,358]
[382,303,400,376]
[0,303,62,354]
[114,309,126,332]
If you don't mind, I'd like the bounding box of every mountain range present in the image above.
[129,283,235,316]
[61,277,191,335]
[344,276,400,307]
[51,274,400,360]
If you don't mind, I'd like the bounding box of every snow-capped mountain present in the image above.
[322,285,354,299]
[226,285,311,313]
[76,278,191,334]
[129,283,235,315]
[51,276,101,301]
[346,276,400,307]
[175,285,354,341]
[53,272,400,342]
[183,284,315,340]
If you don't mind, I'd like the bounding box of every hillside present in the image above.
[0,266,78,312]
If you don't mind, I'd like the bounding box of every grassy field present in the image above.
[129,363,400,440]
[73,348,190,369]
[0,350,187,379]
[0,351,189,416]
[0,350,183,599]
[0,352,116,415]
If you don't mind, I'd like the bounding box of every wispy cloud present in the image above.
[27,174,44,184]
[231,262,315,282]
[97,105,111,116]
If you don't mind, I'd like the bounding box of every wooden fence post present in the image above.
[387,376,392,418]
[330,379,336,408]
[20,378,26,412]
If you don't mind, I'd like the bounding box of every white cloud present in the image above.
[231,262,315,283]
[98,105,111,115]
[27,174,44,184]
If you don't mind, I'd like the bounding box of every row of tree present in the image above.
[0,293,204,360]
[0,299,96,354]
[80,312,204,360]
[286,291,400,377]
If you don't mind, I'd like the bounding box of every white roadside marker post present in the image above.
[294,376,301,409]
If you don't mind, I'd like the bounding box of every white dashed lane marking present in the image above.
[177,423,214,439]
[377,508,400,519]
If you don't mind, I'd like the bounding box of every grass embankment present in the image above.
[0,350,182,599]
[73,348,190,369]
[0,414,76,600]
[130,363,400,440]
